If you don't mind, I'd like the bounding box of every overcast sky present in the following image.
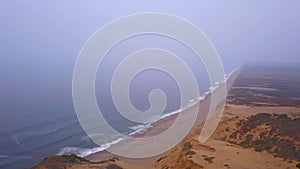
[0,1,299,88]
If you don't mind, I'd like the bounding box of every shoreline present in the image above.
[31,64,300,169]
[85,68,241,163]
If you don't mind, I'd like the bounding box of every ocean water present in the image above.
[0,65,238,169]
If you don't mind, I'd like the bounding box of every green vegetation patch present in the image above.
[229,113,300,161]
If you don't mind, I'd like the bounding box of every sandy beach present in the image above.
[82,69,240,167]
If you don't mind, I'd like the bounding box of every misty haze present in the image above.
[0,1,299,169]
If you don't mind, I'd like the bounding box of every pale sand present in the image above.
[224,104,300,119]
[232,86,280,91]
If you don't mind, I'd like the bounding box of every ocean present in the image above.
[0,39,238,169]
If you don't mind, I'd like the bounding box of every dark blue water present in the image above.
[0,78,199,168]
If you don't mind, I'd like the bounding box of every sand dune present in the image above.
[155,104,299,169]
